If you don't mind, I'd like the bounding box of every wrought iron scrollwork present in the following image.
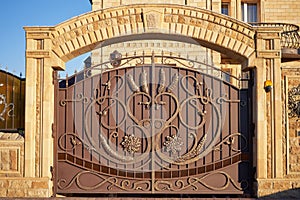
[288,84,300,118]
[58,170,151,191]
[77,69,243,166]
[58,133,83,151]
[250,23,300,49]
[213,132,248,152]
[59,93,88,106]
[154,171,248,191]
[56,53,250,194]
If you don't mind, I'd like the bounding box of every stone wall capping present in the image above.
[0,132,24,141]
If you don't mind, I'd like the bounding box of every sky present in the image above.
[0,0,92,77]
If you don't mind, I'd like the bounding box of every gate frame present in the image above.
[53,51,254,195]
[23,4,284,197]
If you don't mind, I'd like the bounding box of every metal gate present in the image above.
[54,52,253,195]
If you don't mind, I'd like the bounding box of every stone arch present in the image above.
[50,4,255,63]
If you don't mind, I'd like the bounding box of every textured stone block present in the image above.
[32,180,49,189]
[7,189,25,197]
[290,164,300,172]
[0,139,23,177]
[273,181,291,190]
[9,179,32,188]
[259,181,273,189]
[0,180,8,188]
[27,189,48,197]
[0,188,7,197]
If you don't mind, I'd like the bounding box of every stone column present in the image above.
[253,26,283,195]
[23,27,64,197]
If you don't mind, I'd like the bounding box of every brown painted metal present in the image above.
[0,70,25,130]
[54,53,252,196]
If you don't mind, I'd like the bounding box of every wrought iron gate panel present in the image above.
[54,54,252,195]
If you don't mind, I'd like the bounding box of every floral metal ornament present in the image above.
[110,50,122,67]
[164,135,183,154]
[288,84,300,118]
[121,134,141,154]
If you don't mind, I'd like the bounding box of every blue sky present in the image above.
[0,0,92,77]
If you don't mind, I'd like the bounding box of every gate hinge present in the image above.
[50,166,55,181]
[251,123,255,137]
[250,70,255,86]
[52,123,56,139]
[52,70,57,85]
[50,166,56,197]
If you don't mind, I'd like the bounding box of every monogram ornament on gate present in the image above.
[0,94,14,121]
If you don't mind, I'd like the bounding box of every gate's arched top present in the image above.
[49,4,255,63]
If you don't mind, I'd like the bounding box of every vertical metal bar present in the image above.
[52,70,58,196]
[90,75,94,163]
[98,72,102,166]
[64,74,68,160]
[5,67,8,129]
[19,75,23,129]
[107,71,110,168]
[203,74,206,167]
[194,71,198,170]
[151,52,155,193]
[12,73,15,128]
[185,69,189,174]
[81,72,84,160]
[116,69,119,171]
[229,83,232,159]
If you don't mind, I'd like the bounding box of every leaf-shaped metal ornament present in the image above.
[140,70,149,94]
[158,68,166,93]
[167,73,179,92]
[127,74,140,93]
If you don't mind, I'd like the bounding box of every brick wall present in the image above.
[0,178,50,197]
[264,0,300,26]
[91,0,221,10]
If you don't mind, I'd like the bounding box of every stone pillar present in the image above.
[236,0,242,21]
[253,26,283,196]
[21,27,65,197]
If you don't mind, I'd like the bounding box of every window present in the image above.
[221,3,230,15]
[241,2,258,22]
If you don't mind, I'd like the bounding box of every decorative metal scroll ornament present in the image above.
[57,170,246,192]
[58,170,151,191]
[288,84,300,118]
[154,171,247,191]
